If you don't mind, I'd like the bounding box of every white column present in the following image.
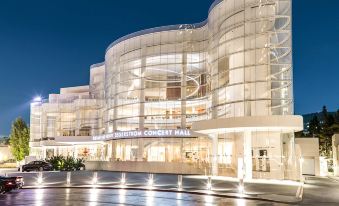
[333,142,338,176]
[243,131,252,180]
[39,108,43,140]
[73,145,78,159]
[137,138,144,161]
[181,52,187,129]
[139,47,146,130]
[111,141,116,161]
[210,134,218,176]
[54,147,58,156]
[42,147,46,160]
[112,59,120,132]
[100,144,105,161]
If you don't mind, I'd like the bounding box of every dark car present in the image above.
[22,161,53,172]
[0,176,23,193]
[0,180,6,194]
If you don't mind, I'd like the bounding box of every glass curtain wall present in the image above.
[208,0,292,118]
[207,0,294,179]
[105,26,209,131]
[112,137,211,164]
[105,0,292,132]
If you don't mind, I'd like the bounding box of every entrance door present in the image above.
[302,158,315,175]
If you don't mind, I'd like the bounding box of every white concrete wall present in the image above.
[295,138,320,176]
[333,134,339,176]
[0,146,14,161]
[85,161,207,175]
[252,132,284,180]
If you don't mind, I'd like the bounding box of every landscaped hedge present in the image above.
[45,155,85,171]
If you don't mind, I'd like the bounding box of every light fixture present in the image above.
[92,172,98,185]
[66,172,71,186]
[300,157,304,163]
[238,185,244,194]
[177,175,182,190]
[37,172,43,185]
[121,173,126,185]
[148,174,154,188]
[33,96,42,102]
[207,176,212,190]
[207,182,212,190]
[238,178,245,195]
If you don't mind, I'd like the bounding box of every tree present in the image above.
[322,106,335,127]
[0,136,10,145]
[318,106,339,158]
[9,117,30,161]
[335,109,339,124]
[308,115,320,136]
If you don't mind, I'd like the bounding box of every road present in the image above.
[0,188,288,206]
[302,176,339,205]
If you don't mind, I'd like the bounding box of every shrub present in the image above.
[46,155,65,171]
[46,156,86,171]
[63,156,75,171]
[74,158,86,170]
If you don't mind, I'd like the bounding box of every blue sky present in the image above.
[0,0,338,135]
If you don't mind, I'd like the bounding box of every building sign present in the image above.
[92,129,199,141]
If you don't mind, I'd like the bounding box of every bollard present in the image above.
[207,176,212,190]
[121,172,126,185]
[238,178,244,194]
[296,176,305,200]
[37,172,43,185]
[92,172,98,185]
[177,175,182,190]
[148,173,154,187]
[66,172,71,186]
[237,157,245,194]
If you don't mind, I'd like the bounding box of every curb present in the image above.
[327,176,339,183]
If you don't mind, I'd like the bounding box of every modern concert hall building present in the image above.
[30,0,303,180]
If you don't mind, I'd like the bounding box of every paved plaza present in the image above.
[0,188,288,206]
[0,170,339,205]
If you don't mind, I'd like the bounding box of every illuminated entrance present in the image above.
[112,137,211,164]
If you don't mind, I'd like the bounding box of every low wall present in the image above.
[0,163,16,168]
[85,161,209,175]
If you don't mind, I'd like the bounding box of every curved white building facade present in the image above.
[30,0,302,180]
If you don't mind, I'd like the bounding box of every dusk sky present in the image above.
[0,0,338,135]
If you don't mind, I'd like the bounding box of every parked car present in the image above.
[21,161,53,172]
[0,180,6,194]
[0,176,23,193]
